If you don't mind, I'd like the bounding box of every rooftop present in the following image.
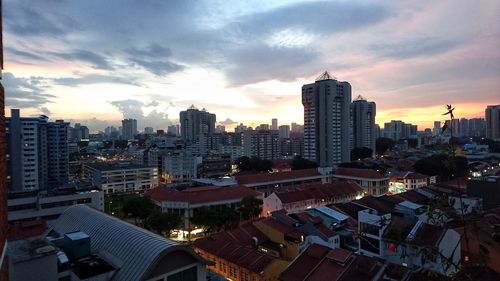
[279,244,355,281]
[334,167,388,180]
[275,181,363,204]
[84,161,156,171]
[7,237,58,264]
[48,205,207,281]
[146,185,261,205]
[236,168,322,185]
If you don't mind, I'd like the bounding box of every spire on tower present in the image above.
[315,71,336,82]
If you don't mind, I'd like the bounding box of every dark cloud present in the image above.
[3,72,55,109]
[130,58,184,76]
[5,47,49,62]
[126,44,184,75]
[235,1,390,37]
[125,44,172,58]
[51,50,113,70]
[52,74,141,87]
[224,45,318,86]
[4,0,80,36]
[372,37,462,59]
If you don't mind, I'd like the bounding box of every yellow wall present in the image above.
[194,248,287,281]
[253,221,300,261]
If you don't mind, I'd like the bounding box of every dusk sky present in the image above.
[3,0,500,132]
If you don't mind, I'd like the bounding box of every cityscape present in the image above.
[1,1,500,281]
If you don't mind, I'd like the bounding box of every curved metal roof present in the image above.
[48,205,204,281]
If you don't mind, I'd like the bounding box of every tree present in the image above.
[190,206,240,234]
[350,147,373,160]
[122,196,155,224]
[375,137,395,155]
[239,196,263,220]
[291,156,318,170]
[236,156,273,172]
[146,211,182,237]
[413,154,469,181]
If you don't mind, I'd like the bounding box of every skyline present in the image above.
[3,0,500,131]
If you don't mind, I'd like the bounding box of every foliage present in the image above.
[375,138,395,155]
[146,211,182,236]
[122,196,155,222]
[235,156,273,172]
[190,206,239,233]
[239,196,263,220]
[413,154,468,181]
[350,147,373,160]
[291,156,318,170]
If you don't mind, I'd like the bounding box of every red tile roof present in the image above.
[275,181,363,204]
[354,195,396,214]
[236,168,321,185]
[334,167,387,179]
[279,244,355,281]
[193,224,278,274]
[146,185,262,205]
[260,217,303,241]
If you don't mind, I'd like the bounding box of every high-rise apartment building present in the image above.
[383,120,417,140]
[271,118,278,130]
[485,105,500,140]
[469,118,486,137]
[0,1,8,278]
[180,105,216,143]
[433,121,441,137]
[242,130,280,160]
[6,109,69,192]
[121,118,137,140]
[351,95,376,153]
[302,71,351,167]
[278,125,290,139]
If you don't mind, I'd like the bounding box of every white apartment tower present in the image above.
[6,109,69,192]
[302,71,351,167]
[352,95,376,153]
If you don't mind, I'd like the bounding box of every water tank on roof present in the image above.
[63,231,91,260]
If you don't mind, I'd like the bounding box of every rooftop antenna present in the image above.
[315,71,336,82]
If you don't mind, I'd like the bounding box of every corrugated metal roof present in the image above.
[48,205,204,281]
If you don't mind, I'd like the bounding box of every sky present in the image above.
[3,0,500,132]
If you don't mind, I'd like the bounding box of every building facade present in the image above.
[351,95,376,153]
[485,105,500,140]
[302,71,351,167]
[83,162,159,193]
[0,2,8,277]
[6,109,69,192]
[180,105,216,143]
[242,129,280,160]
[121,118,137,140]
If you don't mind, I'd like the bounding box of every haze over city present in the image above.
[3,0,500,131]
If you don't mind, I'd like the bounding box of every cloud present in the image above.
[51,50,113,70]
[125,43,173,58]
[40,107,52,115]
[4,0,80,37]
[5,47,50,62]
[110,99,175,129]
[130,58,184,76]
[372,37,462,59]
[125,44,184,76]
[2,72,55,109]
[52,74,141,87]
[219,118,237,126]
